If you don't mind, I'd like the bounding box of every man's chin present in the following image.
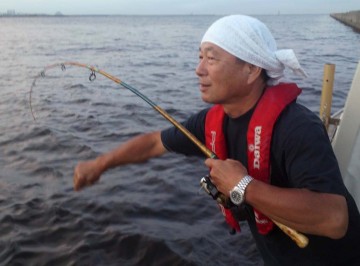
[201,94,213,104]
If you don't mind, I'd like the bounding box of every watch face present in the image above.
[230,189,243,205]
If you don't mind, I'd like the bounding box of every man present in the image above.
[73,15,360,265]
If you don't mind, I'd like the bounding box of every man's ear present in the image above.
[247,64,263,84]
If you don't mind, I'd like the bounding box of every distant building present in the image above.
[7,9,16,16]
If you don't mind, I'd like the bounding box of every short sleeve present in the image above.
[272,103,346,195]
[160,108,209,157]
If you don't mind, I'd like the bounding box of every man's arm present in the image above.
[205,158,349,240]
[246,178,348,239]
[73,131,167,191]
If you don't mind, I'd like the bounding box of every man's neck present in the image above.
[223,82,266,118]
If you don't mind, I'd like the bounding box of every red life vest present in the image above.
[205,83,301,234]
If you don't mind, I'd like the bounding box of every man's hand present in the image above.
[204,158,248,196]
[73,159,103,191]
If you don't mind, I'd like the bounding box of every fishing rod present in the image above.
[29,62,308,248]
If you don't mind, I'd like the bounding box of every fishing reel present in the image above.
[200,175,249,225]
[200,174,231,207]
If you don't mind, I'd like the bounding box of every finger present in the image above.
[73,173,80,191]
[204,158,215,167]
[73,171,84,191]
[86,177,95,186]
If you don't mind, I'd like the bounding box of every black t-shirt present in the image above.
[161,102,360,265]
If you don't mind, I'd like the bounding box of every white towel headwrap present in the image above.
[201,15,307,85]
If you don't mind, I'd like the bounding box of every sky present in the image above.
[0,0,359,16]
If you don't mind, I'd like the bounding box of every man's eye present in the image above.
[198,54,216,62]
[207,56,218,63]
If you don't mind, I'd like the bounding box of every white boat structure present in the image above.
[321,61,360,211]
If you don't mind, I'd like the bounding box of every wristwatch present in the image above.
[229,175,254,205]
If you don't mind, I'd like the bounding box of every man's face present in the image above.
[196,42,250,105]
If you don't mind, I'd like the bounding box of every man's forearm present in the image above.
[246,180,348,239]
[95,131,167,173]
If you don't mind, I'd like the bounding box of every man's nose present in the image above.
[195,60,207,77]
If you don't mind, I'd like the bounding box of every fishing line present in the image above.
[30,62,308,248]
[30,62,216,156]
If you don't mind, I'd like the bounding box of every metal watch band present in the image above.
[229,175,254,206]
[237,175,254,195]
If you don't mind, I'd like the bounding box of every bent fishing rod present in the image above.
[29,62,308,248]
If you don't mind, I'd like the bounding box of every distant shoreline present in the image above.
[330,10,360,32]
[0,14,64,17]
[0,13,337,18]
[0,13,65,17]
[0,14,217,17]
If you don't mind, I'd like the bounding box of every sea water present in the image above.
[0,14,359,266]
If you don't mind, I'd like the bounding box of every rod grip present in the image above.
[273,220,309,248]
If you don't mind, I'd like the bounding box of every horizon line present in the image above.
[0,12,338,17]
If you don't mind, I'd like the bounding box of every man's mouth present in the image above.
[199,83,210,91]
